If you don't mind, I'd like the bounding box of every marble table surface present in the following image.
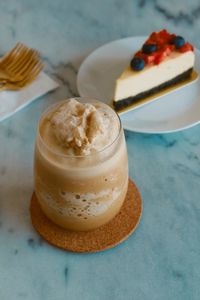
[1,0,200,299]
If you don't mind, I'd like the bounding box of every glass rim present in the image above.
[36,97,122,158]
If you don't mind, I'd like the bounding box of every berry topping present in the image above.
[154,51,167,65]
[142,43,157,54]
[171,36,185,49]
[179,42,194,53]
[148,30,173,45]
[130,57,145,71]
[145,53,157,63]
[130,30,194,70]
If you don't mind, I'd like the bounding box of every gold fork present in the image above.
[0,43,42,83]
[0,60,44,91]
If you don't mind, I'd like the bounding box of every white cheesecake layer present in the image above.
[114,51,194,101]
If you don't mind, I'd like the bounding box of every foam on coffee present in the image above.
[42,98,120,156]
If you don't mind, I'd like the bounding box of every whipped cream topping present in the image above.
[48,98,119,156]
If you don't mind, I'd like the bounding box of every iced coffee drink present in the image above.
[34,98,128,231]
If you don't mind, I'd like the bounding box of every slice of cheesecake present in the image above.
[113,30,195,111]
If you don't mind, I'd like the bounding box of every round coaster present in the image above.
[30,179,142,253]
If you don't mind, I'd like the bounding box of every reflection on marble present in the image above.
[1,0,200,299]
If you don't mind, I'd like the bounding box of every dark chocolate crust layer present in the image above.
[113,68,193,111]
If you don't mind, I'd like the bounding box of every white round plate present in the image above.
[77,36,200,133]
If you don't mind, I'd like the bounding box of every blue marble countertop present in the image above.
[1,0,200,299]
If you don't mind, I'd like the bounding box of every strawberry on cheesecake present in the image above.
[113,29,195,111]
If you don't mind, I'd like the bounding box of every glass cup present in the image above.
[34,98,128,231]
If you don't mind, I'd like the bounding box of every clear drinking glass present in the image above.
[34,98,128,231]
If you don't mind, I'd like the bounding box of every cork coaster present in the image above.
[30,179,142,253]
